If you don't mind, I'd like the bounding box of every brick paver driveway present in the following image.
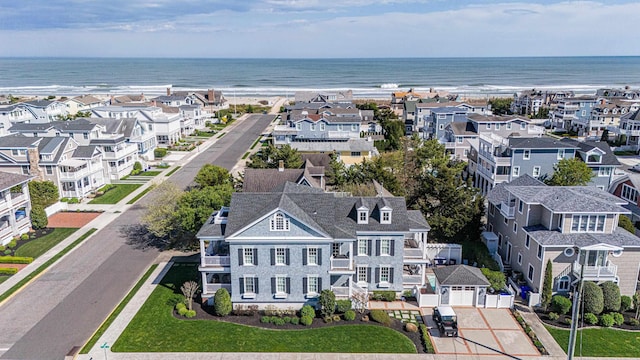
[47,211,102,228]
[425,307,540,357]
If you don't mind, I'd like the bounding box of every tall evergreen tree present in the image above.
[541,260,553,311]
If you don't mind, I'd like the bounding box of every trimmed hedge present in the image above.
[419,324,435,353]
[599,314,614,327]
[344,309,356,321]
[369,310,391,326]
[621,295,632,312]
[0,256,33,264]
[300,315,313,326]
[551,295,572,315]
[601,281,621,313]
[372,290,396,302]
[0,268,18,275]
[336,299,352,313]
[300,304,315,318]
[583,281,604,315]
[584,312,598,325]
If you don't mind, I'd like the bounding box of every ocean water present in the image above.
[0,57,639,98]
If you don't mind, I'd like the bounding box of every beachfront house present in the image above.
[19,100,68,123]
[0,172,32,246]
[64,95,108,116]
[486,176,640,300]
[91,105,182,146]
[427,107,468,141]
[550,96,597,132]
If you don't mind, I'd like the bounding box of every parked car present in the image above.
[432,306,458,337]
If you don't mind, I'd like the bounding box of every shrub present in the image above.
[67,198,80,204]
[629,318,640,326]
[133,161,143,172]
[481,267,507,292]
[372,290,396,302]
[184,310,196,318]
[8,239,18,248]
[621,295,633,312]
[369,310,391,326]
[260,316,270,324]
[551,295,572,315]
[300,304,315,318]
[213,288,232,317]
[272,317,285,326]
[154,148,168,158]
[167,294,183,307]
[320,289,336,318]
[599,314,615,327]
[291,316,300,325]
[583,281,604,315]
[336,299,352,313]
[283,316,291,324]
[564,318,572,325]
[300,315,313,326]
[332,314,341,322]
[323,316,333,324]
[419,324,435,353]
[584,312,598,325]
[601,281,621,313]
[175,302,186,311]
[405,322,418,332]
[0,256,33,264]
[611,312,625,326]
[3,250,10,255]
[0,268,18,275]
[233,304,258,316]
[344,309,356,321]
[548,312,559,321]
[30,205,48,230]
[178,307,188,316]
[0,246,4,251]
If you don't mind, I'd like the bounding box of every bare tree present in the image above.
[181,281,199,311]
[141,181,183,239]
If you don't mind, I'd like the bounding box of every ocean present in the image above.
[0,57,639,98]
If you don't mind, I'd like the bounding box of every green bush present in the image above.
[629,318,640,326]
[612,312,625,326]
[300,304,315,318]
[336,299,352,313]
[372,290,396,302]
[291,316,299,325]
[30,205,48,230]
[332,314,341,322]
[154,148,168,158]
[283,316,291,324]
[369,310,391,326]
[0,268,18,275]
[184,310,196,318]
[320,289,336,318]
[564,318,572,325]
[260,316,270,323]
[419,324,435,353]
[344,310,356,321]
[8,239,18,248]
[599,314,615,327]
[584,312,598,325]
[0,256,33,264]
[0,246,4,252]
[551,295,572,315]
[60,198,69,203]
[300,315,313,326]
[621,295,633,312]
[175,302,186,311]
[481,267,506,291]
[178,307,188,316]
[272,317,285,326]
[3,249,11,255]
[213,288,232,317]
[601,281,621,313]
[548,312,559,321]
[583,281,604,315]
[67,198,80,204]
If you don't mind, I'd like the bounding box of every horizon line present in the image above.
[1,55,640,60]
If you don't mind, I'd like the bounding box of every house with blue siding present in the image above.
[428,107,468,141]
[196,183,432,308]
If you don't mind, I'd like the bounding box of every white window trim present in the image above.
[513,222,518,234]
[357,266,368,285]
[243,276,256,299]
[357,239,369,256]
[379,266,391,287]
[517,252,522,265]
[513,166,520,177]
[380,239,391,256]
[558,276,570,291]
[275,247,286,265]
[557,149,565,160]
[527,264,535,282]
[570,214,606,233]
[532,166,541,177]
[307,275,319,296]
[358,209,368,224]
[244,248,254,266]
[274,275,287,298]
[270,212,290,231]
[307,247,318,265]
[537,244,543,260]
[523,149,531,160]
[525,234,530,249]
[381,210,391,224]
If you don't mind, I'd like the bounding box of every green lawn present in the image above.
[113,263,416,353]
[15,228,79,258]
[0,275,10,284]
[546,325,640,357]
[165,166,181,177]
[138,171,161,176]
[89,184,142,204]
[126,185,155,205]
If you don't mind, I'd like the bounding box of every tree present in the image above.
[141,181,183,240]
[530,107,550,119]
[582,281,604,315]
[488,98,513,115]
[480,268,506,292]
[247,144,303,169]
[30,205,48,230]
[194,164,231,188]
[541,260,553,311]
[214,288,232,316]
[545,158,594,186]
[601,281,621,313]
[180,280,199,311]
[634,291,640,319]
[619,215,636,233]
[175,184,233,236]
[28,181,59,208]
[319,289,336,318]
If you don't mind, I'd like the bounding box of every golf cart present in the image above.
[432,306,458,337]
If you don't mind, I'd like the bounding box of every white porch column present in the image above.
[201,272,208,294]
[200,240,207,267]
[348,242,353,270]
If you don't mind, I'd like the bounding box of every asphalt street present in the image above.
[0,114,275,360]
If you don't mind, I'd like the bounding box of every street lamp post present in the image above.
[567,248,584,360]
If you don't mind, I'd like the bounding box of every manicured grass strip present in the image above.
[15,228,78,258]
[165,166,181,177]
[242,151,250,159]
[126,185,156,205]
[250,137,261,150]
[81,264,159,354]
[216,132,226,138]
[0,275,10,285]
[546,325,640,357]
[138,171,161,176]
[0,228,97,303]
[89,184,143,204]
[113,263,416,353]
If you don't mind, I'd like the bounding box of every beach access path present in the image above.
[0,111,277,360]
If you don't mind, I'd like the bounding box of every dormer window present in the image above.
[357,207,369,224]
[587,153,601,163]
[380,208,392,224]
[270,212,290,231]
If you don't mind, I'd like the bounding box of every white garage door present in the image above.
[449,286,475,306]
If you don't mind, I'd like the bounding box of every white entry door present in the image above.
[448,286,475,306]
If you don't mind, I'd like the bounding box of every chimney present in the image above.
[208,89,214,102]
[167,87,171,96]
[278,160,284,172]
[27,147,45,181]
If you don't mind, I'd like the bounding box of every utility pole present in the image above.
[567,248,584,360]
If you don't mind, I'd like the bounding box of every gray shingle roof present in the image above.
[487,174,545,205]
[243,169,307,192]
[560,138,620,166]
[508,137,579,149]
[407,210,431,230]
[449,122,477,136]
[73,145,99,159]
[0,171,31,192]
[524,225,640,247]
[622,109,640,121]
[8,123,55,132]
[0,134,40,148]
[505,185,628,213]
[289,139,375,152]
[433,265,490,286]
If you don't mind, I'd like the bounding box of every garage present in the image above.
[433,265,490,307]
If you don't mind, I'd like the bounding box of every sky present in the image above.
[0,0,638,58]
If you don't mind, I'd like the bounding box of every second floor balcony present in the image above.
[330,254,354,272]
[500,200,516,219]
[573,259,617,282]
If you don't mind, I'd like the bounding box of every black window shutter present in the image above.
[286,277,291,294]
[303,277,308,294]
[368,239,372,256]
[366,267,371,283]
[271,277,276,293]
[254,248,258,265]
[389,267,394,283]
[286,248,290,265]
[390,240,395,256]
[255,278,259,294]
[318,277,323,291]
[376,240,381,256]
[317,248,322,265]
[270,248,275,265]
[302,248,308,265]
[238,248,243,266]
[375,267,380,283]
[239,278,245,293]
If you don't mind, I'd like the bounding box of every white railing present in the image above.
[403,247,424,259]
[202,255,230,267]
[330,257,353,270]
[204,283,231,294]
[0,226,12,239]
[103,145,138,160]
[331,286,350,297]
[16,217,30,229]
[573,261,617,279]
[59,167,92,180]
[350,282,368,299]
[10,193,26,204]
[500,202,515,218]
[403,275,422,284]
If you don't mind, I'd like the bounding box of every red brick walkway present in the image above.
[47,211,102,228]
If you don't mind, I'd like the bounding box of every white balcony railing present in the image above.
[500,201,516,218]
[330,257,353,271]
[331,286,350,297]
[403,274,422,284]
[59,167,93,180]
[202,255,230,267]
[573,261,617,280]
[403,248,424,259]
[103,145,138,160]
[0,226,12,239]
[204,283,231,294]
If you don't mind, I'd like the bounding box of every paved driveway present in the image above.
[425,307,540,357]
